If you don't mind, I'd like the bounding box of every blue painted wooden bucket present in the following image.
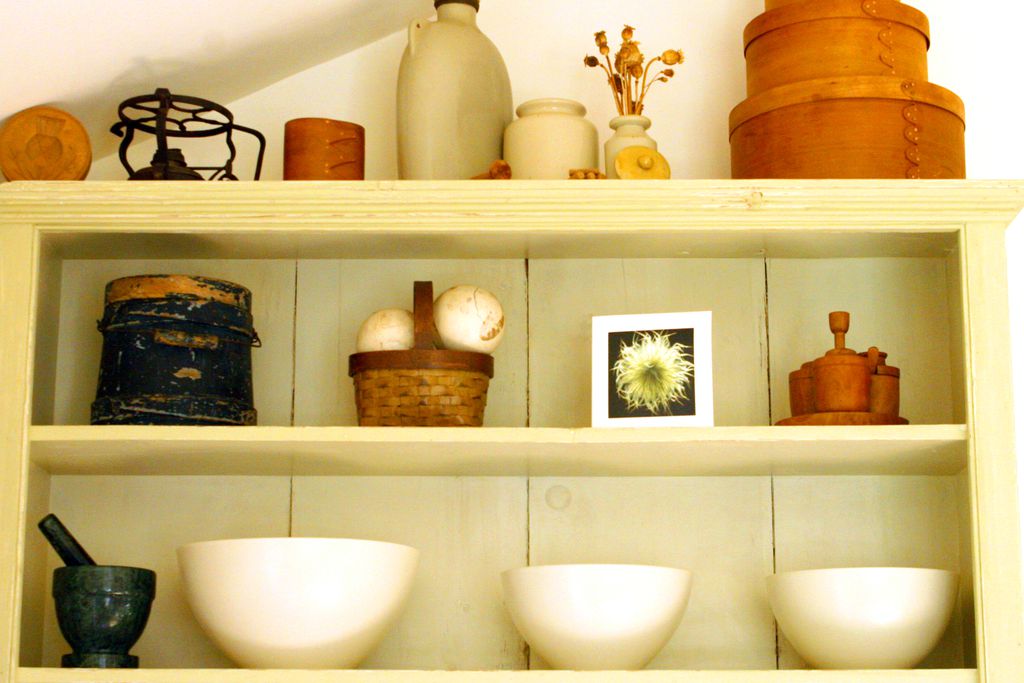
[91,275,259,425]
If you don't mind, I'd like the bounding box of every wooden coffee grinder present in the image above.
[776,311,906,425]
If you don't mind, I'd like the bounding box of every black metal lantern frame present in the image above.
[110,88,266,180]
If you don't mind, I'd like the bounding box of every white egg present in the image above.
[355,309,415,352]
[434,285,505,354]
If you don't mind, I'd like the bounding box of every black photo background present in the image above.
[607,327,696,419]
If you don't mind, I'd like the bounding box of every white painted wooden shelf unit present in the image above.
[1,180,1022,683]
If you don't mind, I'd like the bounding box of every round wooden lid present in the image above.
[104,275,252,310]
[744,0,930,51]
[0,106,91,180]
[614,146,672,179]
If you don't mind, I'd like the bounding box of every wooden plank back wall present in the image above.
[27,473,968,670]
[47,256,959,428]
[23,255,970,670]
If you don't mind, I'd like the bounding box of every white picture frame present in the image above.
[592,311,713,427]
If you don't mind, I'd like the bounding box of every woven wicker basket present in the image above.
[348,282,494,426]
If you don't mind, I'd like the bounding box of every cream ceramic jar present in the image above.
[503,99,598,179]
[397,0,513,179]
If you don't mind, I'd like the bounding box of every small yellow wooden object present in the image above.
[613,146,671,179]
[569,168,606,180]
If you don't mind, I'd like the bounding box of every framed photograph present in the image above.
[591,311,713,427]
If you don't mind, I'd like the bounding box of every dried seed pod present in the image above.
[661,49,684,66]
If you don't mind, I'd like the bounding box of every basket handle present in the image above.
[413,281,443,350]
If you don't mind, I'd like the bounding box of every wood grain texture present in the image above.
[27,424,969,477]
[0,107,90,181]
[730,78,965,180]
[528,259,768,427]
[945,248,967,424]
[0,225,34,681]
[13,667,983,683]
[30,242,61,425]
[775,412,908,426]
[41,476,291,669]
[744,0,929,96]
[773,475,966,669]
[955,469,976,669]
[18,465,51,667]
[293,260,527,427]
[52,260,295,426]
[961,223,1024,680]
[2,181,1023,683]
[767,257,956,424]
[291,477,527,670]
[0,180,1018,230]
[528,477,775,670]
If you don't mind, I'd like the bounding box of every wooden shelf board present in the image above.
[37,226,961,260]
[16,667,980,683]
[28,425,968,477]
[8,179,1018,259]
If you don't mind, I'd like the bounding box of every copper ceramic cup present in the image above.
[284,118,365,180]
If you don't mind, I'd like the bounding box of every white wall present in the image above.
[91,0,764,180]
[86,0,1024,181]
[0,0,427,163]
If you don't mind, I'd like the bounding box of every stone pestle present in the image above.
[38,513,96,566]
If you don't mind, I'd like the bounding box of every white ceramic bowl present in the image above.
[502,563,692,670]
[177,537,419,668]
[767,567,958,669]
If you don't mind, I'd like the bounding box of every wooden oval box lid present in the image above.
[729,76,965,134]
[744,0,929,50]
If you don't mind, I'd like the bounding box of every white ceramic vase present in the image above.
[502,99,598,179]
[396,0,513,179]
[605,115,657,179]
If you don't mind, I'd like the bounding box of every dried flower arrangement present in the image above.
[584,26,683,116]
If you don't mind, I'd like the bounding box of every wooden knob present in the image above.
[865,346,880,372]
[614,146,671,179]
[829,311,850,351]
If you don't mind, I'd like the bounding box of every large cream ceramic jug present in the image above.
[397,0,512,179]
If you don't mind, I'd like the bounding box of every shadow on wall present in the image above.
[0,0,430,172]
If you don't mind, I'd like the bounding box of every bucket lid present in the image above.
[104,275,251,310]
[729,76,966,135]
[744,0,930,52]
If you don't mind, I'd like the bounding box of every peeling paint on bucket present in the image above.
[91,275,258,426]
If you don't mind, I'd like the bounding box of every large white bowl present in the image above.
[502,563,692,670]
[767,567,958,669]
[177,537,419,668]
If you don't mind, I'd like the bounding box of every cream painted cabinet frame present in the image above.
[0,180,1022,683]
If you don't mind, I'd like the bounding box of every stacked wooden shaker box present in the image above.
[730,0,966,178]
